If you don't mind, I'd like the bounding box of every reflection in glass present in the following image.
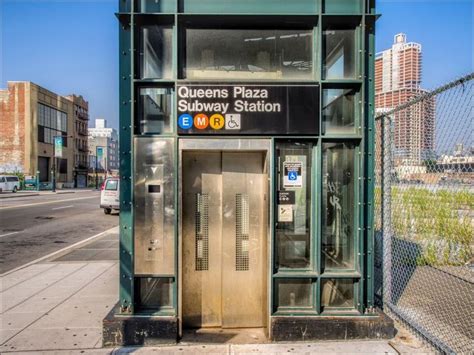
[321,279,354,308]
[323,29,356,79]
[276,142,313,269]
[322,143,355,269]
[185,29,313,80]
[137,88,174,134]
[323,88,357,134]
[139,26,173,79]
[137,277,173,310]
[277,279,312,308]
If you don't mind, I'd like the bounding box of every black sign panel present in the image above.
[278,191,296,205]
[177,85,319,135]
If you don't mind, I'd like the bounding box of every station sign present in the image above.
[177,85,319,135]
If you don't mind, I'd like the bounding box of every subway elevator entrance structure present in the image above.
[105,0,394,346]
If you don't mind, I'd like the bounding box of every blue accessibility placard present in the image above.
[283,161,303,188]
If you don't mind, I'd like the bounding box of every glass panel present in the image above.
[137,0,176,13]
[137,87,174,134]
[322,88,357,134]
[276,279,312,308]
[321,279,355,308]
[323,29,356,80]
[136,277,173,310]
[322,142,356,270]
[276,141,313,269]
[323,0,362,14]
[139,26,173,79]
[185,29,313,80]
[182,0,317,14]
[45,107,51,127]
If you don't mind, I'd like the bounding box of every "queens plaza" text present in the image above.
[178,86,282,114]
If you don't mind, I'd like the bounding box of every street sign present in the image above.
[54,136,63,158]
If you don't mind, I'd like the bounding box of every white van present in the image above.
[0,175,20,193]
[100,177,120,214]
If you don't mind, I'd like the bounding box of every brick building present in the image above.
[375,33,435,166]
[65,95,90,187]
[0,82,86,187]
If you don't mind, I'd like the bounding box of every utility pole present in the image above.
[95,146,99,190]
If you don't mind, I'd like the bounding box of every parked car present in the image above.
[0,175,20,192]
[100,177,120,214]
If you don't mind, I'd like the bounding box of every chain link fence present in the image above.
[374,73,474,354]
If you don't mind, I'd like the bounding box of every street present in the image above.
[0,190,118,274]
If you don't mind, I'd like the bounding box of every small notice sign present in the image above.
[283,161,303,188]
[278,191,296,205]
[278,205,293,222]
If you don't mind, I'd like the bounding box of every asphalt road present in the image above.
[0,190,119,273]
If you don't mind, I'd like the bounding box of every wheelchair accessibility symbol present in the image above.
[288,171,298,181]
[225,114,241,130]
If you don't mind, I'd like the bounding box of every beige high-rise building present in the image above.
[0,81,87,187]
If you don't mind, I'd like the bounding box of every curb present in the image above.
[0,189,97,199]
[0,225,119,277]
[0,193,40,199]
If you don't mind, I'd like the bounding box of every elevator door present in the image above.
[182,151,267,329]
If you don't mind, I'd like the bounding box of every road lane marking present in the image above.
[52,205,74,210]
[0,231,20,238]
[0,195,97,210]
[0,225,119,276]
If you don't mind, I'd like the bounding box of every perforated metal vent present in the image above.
[236,193,250,271]
[195,193,209,271]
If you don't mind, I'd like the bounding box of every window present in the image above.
[38,103,67,146]
[185,29,314,80]
[321,279,355,310]
[322,142,356,270]
[322,87,359,134]
[105,179,119,191]
[323,0,362,14]
[137,87,174,134]
[135,277,174,311]
[275,141,314,270]
[6,177,19,182]
[323,29,356,80]
[139,26,173,79]
[276,279,313,311]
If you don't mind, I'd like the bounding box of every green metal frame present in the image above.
[118,0,377,319]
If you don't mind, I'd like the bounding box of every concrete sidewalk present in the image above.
[0,229,429,354]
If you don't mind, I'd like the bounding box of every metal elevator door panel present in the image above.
[182,151,267,329]
[221,152,267,328]
[183,151,223,328]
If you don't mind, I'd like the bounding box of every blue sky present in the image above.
[1,0,472,131]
